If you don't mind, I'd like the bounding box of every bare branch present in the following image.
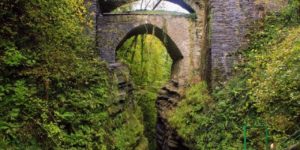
[152,0,163,10]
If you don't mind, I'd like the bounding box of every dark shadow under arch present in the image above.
[116,24,183,62]
[98,0,195,14]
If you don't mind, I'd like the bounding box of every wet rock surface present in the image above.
[156,80,189,150]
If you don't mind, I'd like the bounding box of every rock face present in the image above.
[107,63,133,116]
[156,80,188,150]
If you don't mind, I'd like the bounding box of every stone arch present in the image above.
[115,24,184,78]
[116,24,183,61]
[97,14,197,83]
[98,0,197,14]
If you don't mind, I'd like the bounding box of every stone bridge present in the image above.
[86,0,288,87]
[97,13,206,84]
[84,0,288,149]
[93,0,208,149]
[95,0,209,85]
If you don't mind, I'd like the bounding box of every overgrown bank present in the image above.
[0,1,146,149]
[167,1,300,149]
[1,0,300,149]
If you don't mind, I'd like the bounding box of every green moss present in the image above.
[167,82,215,149]
[113,108,146,150]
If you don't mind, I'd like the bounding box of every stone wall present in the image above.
[210,0,288,86]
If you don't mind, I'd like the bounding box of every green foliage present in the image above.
[244,4,300,147]
[134,91,158,150]
[117,34,172,149]
[0,1,172,149]
[0,0,121,149]
[280,0,300,25]
[2,46,26,67]
[246,26,300,149]
[245,0,300,55]
[113,107,147,150]
[117,35,172,87]
[167,82,215,149]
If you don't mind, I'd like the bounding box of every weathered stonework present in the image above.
[96,0,208,85]
[97,14,205,85]
[210,0,288,86]
[92,0,288,88]
[210,0,256,86]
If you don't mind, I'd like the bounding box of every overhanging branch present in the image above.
[152,0,163,10]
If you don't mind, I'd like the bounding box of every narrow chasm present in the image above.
[117,34,173,150]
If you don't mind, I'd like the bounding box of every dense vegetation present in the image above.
[0,0,114,149]
[117,34,172,150]
[1,0,299,149]
[0,1,171,149]
[168,1,300,149]
[0,1,149,149]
